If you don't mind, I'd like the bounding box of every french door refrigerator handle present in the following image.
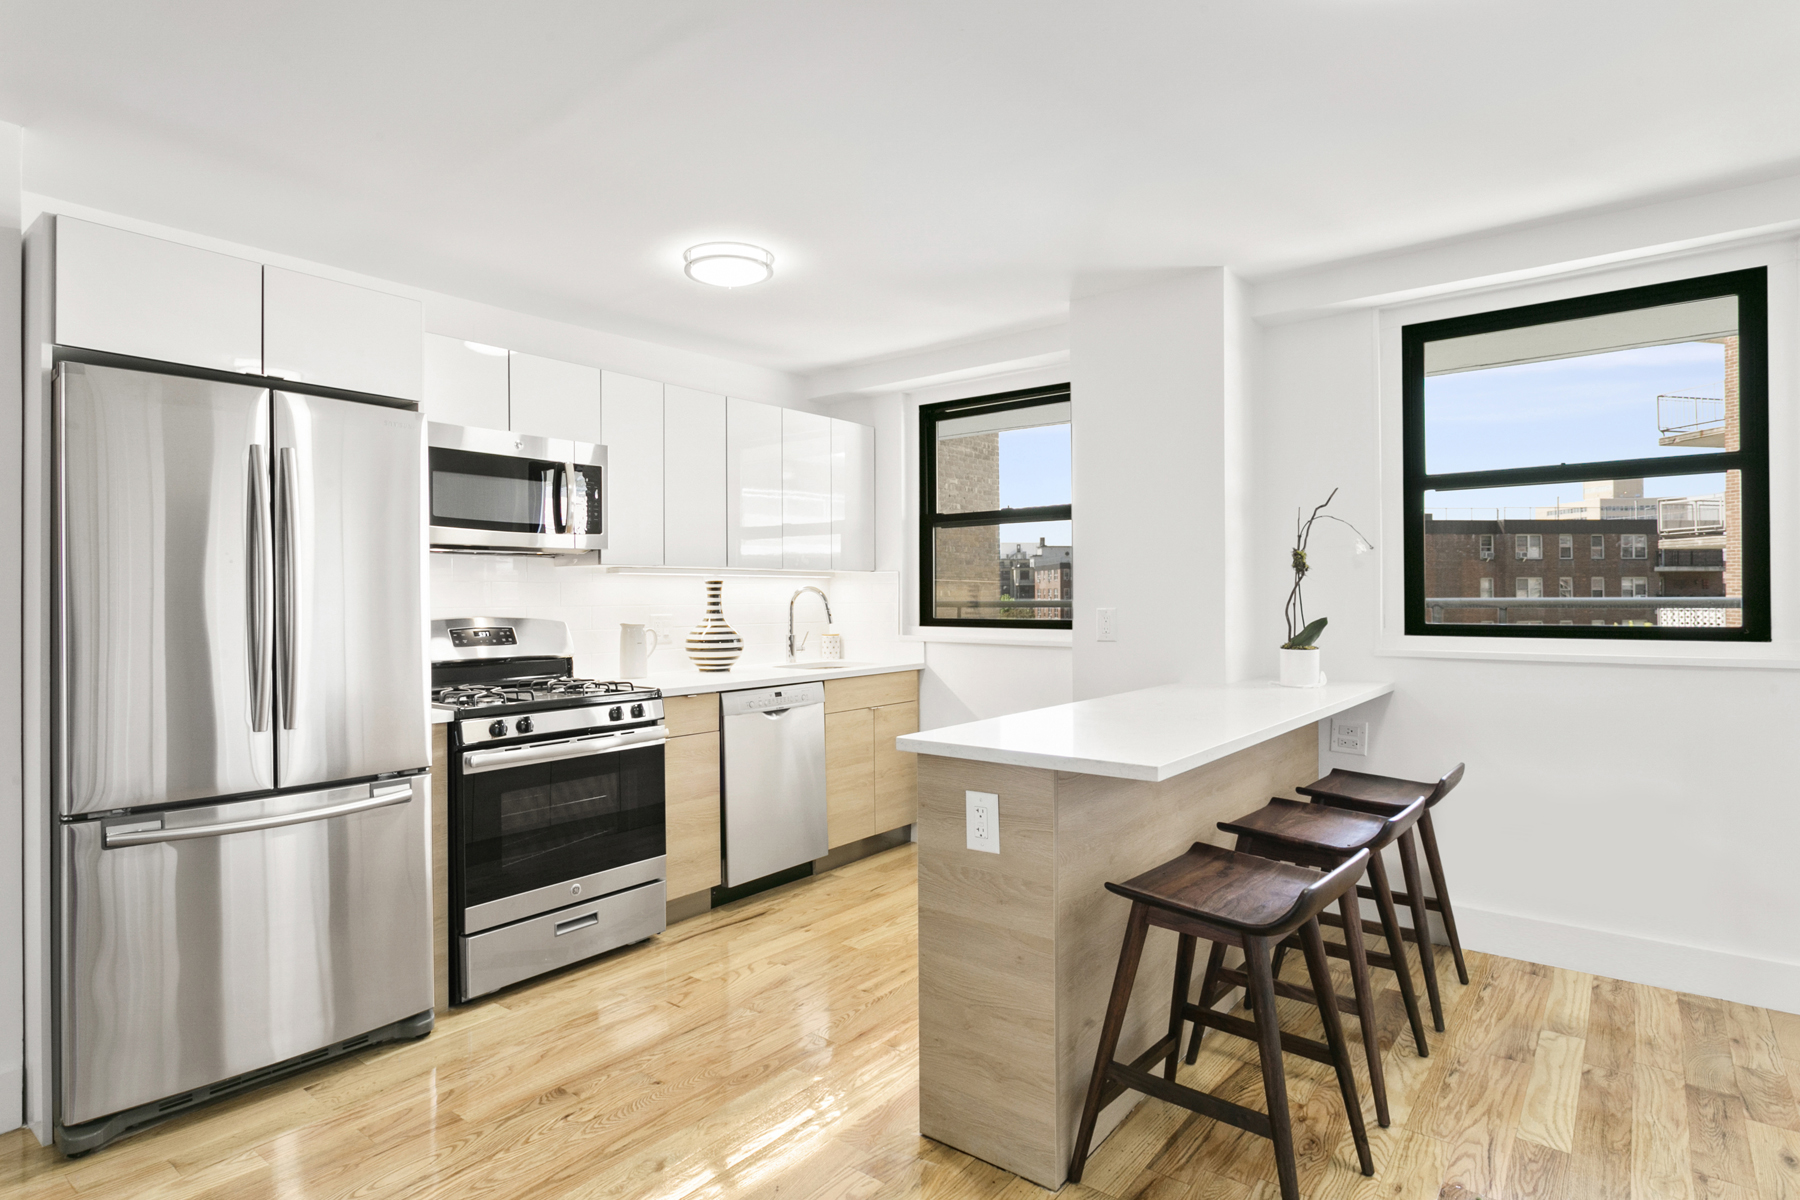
[248,444,272,732]
[277,446,299,730]
[103,784,415,848]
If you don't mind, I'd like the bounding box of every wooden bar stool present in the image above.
[1204,795,1432,1128]
[1299,764,1469,989]
[1067,844,1374,1200]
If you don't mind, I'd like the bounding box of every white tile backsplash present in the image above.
[429,554,904,679]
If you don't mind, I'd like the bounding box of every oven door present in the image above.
[428,423,576,553]
[455,728,666,933]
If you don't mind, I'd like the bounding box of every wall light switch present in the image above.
[1097,607,1118,642]
[1330,718,1369,756]
[966,790,1000,853]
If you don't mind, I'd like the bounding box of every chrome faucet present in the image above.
[787,587,833,662]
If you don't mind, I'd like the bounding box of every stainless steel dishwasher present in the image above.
[721,682,828,887]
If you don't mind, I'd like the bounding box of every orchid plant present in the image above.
[1283,488,1374,650]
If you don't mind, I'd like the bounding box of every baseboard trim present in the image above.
[1459,903,1800,1015]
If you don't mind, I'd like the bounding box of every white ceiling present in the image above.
[5,1,1800,376]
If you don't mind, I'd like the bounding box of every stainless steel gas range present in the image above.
[432,618,667,1002]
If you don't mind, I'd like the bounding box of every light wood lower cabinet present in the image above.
[826,708,876,847]
[664,694,722,899]
[873,701,920,831]
[823,672,920,848]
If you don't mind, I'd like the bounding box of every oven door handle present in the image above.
[461,729,667,774]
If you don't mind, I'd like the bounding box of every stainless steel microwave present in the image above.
[428,423,607,554]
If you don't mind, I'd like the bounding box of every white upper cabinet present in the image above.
[727,398,785,569]
[782,409,833,571]
[53,217,262,374]
[509,352,601,444]
[422,334,509,430]
[663,386,727,569]
[263,266,423,401]
[601,371,664,566]
[831,419,876,571]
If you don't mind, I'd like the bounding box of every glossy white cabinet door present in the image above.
[509,351,601,444]
[601,371,664,565]
[782,409,833,571]
[831,419,876,571]
[54,217,262,374]
[663,386,727,568]
[422,334,510,430]
[727,398,784,569]
[263,266,423,401]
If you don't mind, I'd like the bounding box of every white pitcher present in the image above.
[619,624,660,678]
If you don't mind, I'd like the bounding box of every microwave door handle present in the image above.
[248,444,271,732]
[278,446,299,730]
[555,463,570,534]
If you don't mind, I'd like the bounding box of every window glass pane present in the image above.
[1423,472,1738,628]
[1423,296,1737,475]
[936,403,1071,514]
[932,521,1071,622]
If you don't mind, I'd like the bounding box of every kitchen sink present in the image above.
[769,661,876,671]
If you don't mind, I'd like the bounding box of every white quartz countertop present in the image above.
[623,657,925,698]
[428,657,926,720]
[895,679,1394,782]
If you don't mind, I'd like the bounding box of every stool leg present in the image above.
[1398,831,1445,1033]
[1184,940,1227,1065]
[1245,935,1300,1200]
[1419,812,1469,985]
[1368,852,1430,1058]
[1165,933,1195,1081]
[1069,903,1151,1183]
[1338,886,1389,1128]
[1270,941,1291,982]
[1299,918,1374,1176]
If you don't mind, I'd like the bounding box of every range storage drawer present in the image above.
[459,878,666,1000]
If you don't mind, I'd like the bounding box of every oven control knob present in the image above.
[609,706,624,721]
[516,717,534,735]
[630,703,645,719]
[488,720,507,738]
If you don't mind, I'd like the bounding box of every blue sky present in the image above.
[1424,341,1726,511]
[997,424,1071,546]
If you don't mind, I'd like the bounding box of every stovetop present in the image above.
[432,676,661,716]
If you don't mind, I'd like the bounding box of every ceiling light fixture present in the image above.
[683,242,774,288]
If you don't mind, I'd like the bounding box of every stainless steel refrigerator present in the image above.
[54,361,433,1154]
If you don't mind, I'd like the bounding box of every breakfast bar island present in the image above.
[896,679,1394,1189]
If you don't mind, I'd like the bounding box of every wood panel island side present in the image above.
[896,679,1394,1189]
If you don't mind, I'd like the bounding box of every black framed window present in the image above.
[1405,268,1768,640]
[920,385,1071,628]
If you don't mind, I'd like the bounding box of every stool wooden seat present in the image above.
[1299,764,1469,988]
[1208,796,1434,1127]
[1067,844,1374,1200]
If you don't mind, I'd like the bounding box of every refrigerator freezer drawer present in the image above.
[60,778,433,1126]
[459,878,665,1002]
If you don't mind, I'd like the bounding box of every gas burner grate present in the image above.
[434,685,536,708]
[539,679,642,696]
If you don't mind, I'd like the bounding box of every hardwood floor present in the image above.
[3,843,1796,1200]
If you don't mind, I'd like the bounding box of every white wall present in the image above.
[0,121,24,1135]
[1068,270,1255,698]
[1251,238,1800,1013]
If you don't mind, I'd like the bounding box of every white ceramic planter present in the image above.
[1278,647,1325,688]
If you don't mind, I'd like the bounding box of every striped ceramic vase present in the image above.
[685,579,743,672]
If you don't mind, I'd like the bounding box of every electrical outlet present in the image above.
[1097,607,1118,642]
[966,790,1000,853]
[1330,718,1369,756]
[650,612,674,649]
